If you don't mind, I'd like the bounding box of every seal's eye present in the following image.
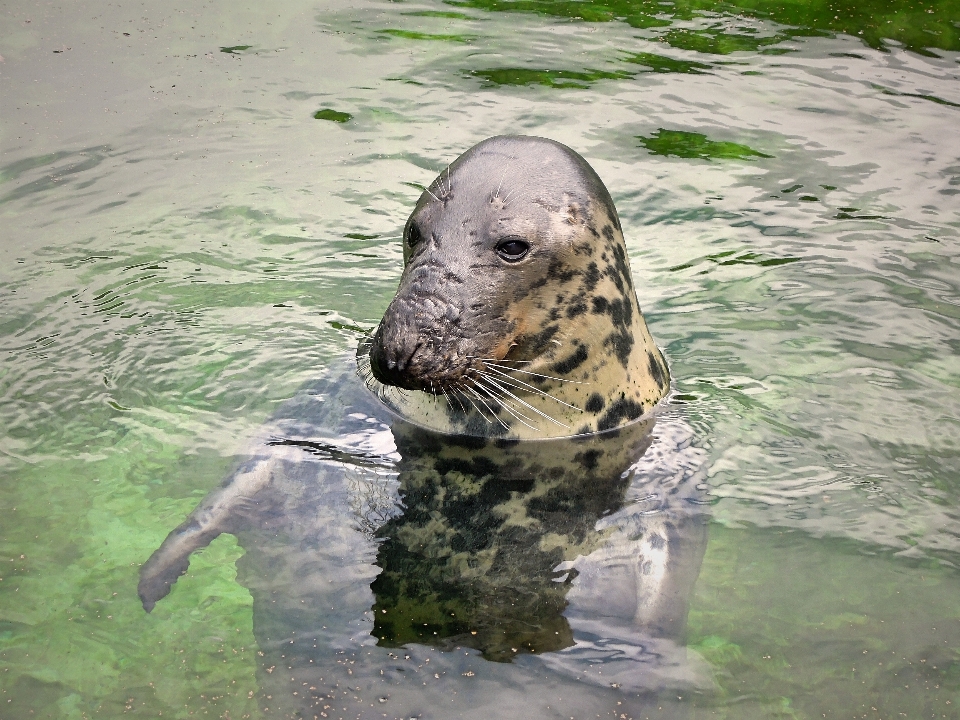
[406,223,423,250]
[495,237,530,262]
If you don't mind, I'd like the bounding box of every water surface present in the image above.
[1,0,959,718]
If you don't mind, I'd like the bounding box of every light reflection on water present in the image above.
[1,0,958,717]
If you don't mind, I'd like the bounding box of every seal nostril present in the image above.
[396,340,422,373]
[369,316,424,388]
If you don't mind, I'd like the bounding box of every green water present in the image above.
[1,0,958,717]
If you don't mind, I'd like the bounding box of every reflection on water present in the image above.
[1,0,958,717]
[139,366,710,715]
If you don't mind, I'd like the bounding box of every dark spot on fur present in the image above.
[446,434,489,451]
[548,260,577,284]
[604,263,624,294]
[581,262,600,293]
[648,350,668,390]
[527,324,560,354]
[549,306,561,322]
[573,241,594,257]
[604,330,634,368]
[585,393,605,413]
[575,449,602,470]
[566,301,587,319]
[591,296,608,314]
[606,207,622,232]
[608,298,632,330]
[464,411,507,437]
[611,244,634,290]
[550,344,588,374]
[649,532,666,550]
[602,225,615,242]
[597,397,645,432]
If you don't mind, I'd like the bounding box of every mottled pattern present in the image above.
[139,367,708,676]
[369,416,666,661]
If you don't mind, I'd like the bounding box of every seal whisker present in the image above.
[484,362,586,385]
[458,388,483,416]
[500,185,521,206]
[467,355,532,366]
[461,391,490,423]
[472,375,526,413]
[468,379,534,430]
[472,377,541,429]
[476,368,583,412]
[450,385,468,414]
[476,356,532,365]
[466,384,504,426]
[462,383,505,428]
[493,168,507,200]
[474,374,570,428]
[449,384,469,415]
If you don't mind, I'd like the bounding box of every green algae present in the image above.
[669,249,802,271]
[623,51,713,72]
[377,28,475,41]
[468,67,634,87]
[445,0,960,55]
[0,446,260,719]
[638,129,774,160]
[313,108,353,122]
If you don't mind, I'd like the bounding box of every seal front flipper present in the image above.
[138,518,219,613]
[138,450,289,612]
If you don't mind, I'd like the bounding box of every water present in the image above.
[1,0,958,717]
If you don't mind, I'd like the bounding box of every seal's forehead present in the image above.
[450,135,595,196]
[411,135,619,230]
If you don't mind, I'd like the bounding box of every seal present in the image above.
[360,135,670,440]
[136,137,708,716]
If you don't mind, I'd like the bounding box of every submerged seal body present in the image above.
[363,135,670,439]
[138,363,710,708]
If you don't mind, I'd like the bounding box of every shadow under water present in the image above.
[139,361,711,716]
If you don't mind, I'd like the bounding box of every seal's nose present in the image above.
[369,315,421,389]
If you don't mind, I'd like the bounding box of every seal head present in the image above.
[361,135,669,439]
